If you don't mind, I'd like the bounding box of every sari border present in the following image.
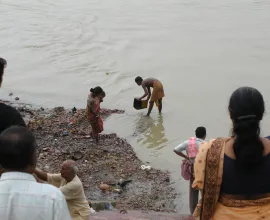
[219,194,270,207]
[201,138,225,220]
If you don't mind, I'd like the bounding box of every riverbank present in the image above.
[2,100,177,212]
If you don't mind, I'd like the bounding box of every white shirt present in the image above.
[174,137,205,153]
[0,172,72,220]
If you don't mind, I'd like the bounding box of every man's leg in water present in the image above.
[147,101,154,116]
[158,99,162,113]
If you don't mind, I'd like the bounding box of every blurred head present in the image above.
[0,126,38,174]
[99,91,106,102]
[135,76,143,86]
[90,86,103,98]
[61,160,78,181]
[195,127,206,140]
[0,104,27,134]
[0,57,7,87]
[229,87,265,167]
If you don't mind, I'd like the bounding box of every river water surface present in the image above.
[1,0,270,213]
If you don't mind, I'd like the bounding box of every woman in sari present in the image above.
[193,87,270,220]
[86,87,105,142]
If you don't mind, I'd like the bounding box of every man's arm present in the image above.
[174,150,189,160]
[173,141,189,160]
[139,85,149,100]
[34,168,48,182]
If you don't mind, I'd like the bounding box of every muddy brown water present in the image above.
[1,0,270,214]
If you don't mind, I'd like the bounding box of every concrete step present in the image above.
[91,210,193,220]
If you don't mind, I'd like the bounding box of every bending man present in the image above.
[135,76,165,116]
[34,160,90,220]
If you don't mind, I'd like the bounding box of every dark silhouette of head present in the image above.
[0,103,26,134]
[0,126,38,174]
[229,87,265,167]
[135,76,143,86]
[195,127,206,139]
[0,57,7,87]
[90,86,103,98]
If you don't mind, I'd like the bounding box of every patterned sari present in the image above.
[86,93,103,137]
[192,138,270,220]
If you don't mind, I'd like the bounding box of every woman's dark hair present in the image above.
[90,86,103,97]
[0,126,37,170]
[229,87,265,167]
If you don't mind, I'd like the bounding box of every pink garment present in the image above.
[187,137,198,158]
[181,137,198,181]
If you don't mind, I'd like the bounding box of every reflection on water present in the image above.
[135,115,168,150]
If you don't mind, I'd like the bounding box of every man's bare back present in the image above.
[142,78,157,88]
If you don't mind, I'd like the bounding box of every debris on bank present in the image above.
[1,100,177,212]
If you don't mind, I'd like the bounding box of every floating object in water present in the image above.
[133,98,148,110]
[9,92,13,96]
[141,165,152,170]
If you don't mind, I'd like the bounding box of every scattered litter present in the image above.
[90,207,96,214]
[99,183,110,191]
[72,107,77,114]
[120,209,128,214]
[141,165,152,170]
[62,130,69,136]
[105,202,115,211]
[113,188,122,193]
[72,151,83,160]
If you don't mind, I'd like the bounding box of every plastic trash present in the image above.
[105,202,116,211]
[141,165,152,170]
[90,207,96,214]
[62,130,69,136]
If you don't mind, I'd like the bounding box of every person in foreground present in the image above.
[174,126,206,214]
[174,126,206,160]
[34,160,90,220]
[0,57,7,88]
[86,86,105,142]
[192,87,270,220]
[0,57,26,133]
[0,126,71,220]
[135,76,165,116]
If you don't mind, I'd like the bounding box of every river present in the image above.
[1,0,270,213]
